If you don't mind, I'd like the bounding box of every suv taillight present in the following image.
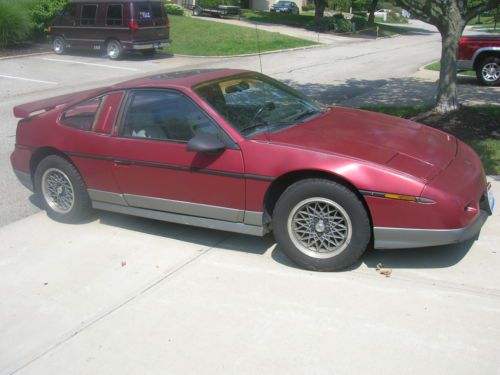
[128,20,139,30]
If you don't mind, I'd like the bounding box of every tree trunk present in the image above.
[435,22,464,113]
[314,0,326,27]
[367,0,379,25]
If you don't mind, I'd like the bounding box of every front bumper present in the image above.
[130,39,171,50]
[373,209,488,249]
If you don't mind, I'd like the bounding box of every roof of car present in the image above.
[113,69,252,90]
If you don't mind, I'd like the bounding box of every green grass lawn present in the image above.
[162,15,317,56]
[241,10,314,28]
[360,105,500,175]
[424,60,476,77]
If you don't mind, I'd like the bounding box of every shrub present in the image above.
[163,2,185,15]
[351,15,368,30]
[386,11,408,23]
[308,16,336,31]
[301,3,315,11]
[333,12,344,19]
[333,17,352,32]
[0,1,32,48]
[30,0,68,35]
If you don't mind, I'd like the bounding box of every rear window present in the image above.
[151,2,164,18]
[106,4,123,26]
[61,97,102,131]
[81,5,97,25]
[134,2,164,25]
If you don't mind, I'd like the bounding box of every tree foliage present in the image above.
[396,0,500,112]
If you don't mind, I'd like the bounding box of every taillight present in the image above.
[128,20,139,30]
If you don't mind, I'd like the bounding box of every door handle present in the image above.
[114,159,131,166]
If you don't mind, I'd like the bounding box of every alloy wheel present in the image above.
[41,168,75,214]
[482,62,500,83]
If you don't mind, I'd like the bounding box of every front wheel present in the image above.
[107,39,123,60]
[476,56,500,86]
[193,6,202,16]
[52,36,66,55]
[34,155,92,223]
[273,179,371,271]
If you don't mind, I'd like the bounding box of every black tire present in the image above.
[193,6,202,16]
[476,56,500,86]
[34,155,92,223]
[273,179,371,271]
[52,36,66,55]
[106,39,123,60]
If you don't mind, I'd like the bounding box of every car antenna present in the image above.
[255,25,263,73]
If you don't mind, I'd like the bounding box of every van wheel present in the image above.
[107,40,123,60]
[273,179,371,271]
[53,36,66,55]
[193,6,202,16]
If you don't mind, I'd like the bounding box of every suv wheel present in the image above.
[476,56,500,86]
[273,179,371,271]
[52,36,66,55]
[107,40,123,60]
[34,155,92,223]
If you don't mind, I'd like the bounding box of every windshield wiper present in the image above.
[239,121,269,135]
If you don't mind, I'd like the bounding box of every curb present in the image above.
[172,43,324,58]
[0,51,52,61]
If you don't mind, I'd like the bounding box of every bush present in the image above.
[308,16,336,31]
[386,11,408,23]
[163,2,184,15]
[30,0,68,35]
[333,12,344,19]
[0,1,32,48]
[351,15,368,30]
[301,3,315,11]
[333,17,352,32]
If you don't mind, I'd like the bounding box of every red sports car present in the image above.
[10,69,495,271]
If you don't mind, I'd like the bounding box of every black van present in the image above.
[48,0,171,59]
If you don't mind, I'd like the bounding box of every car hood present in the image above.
[266,107,457,181]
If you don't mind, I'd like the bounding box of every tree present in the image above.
[367,0,380,24]
[314,0,328,26]
[397,0,500,113]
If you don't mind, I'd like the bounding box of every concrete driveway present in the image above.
[0,180,499,375]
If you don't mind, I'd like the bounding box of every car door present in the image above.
[110,89,246,222]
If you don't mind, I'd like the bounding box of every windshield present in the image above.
[193,73,324,137]
[276,1,291,5]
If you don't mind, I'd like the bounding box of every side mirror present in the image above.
[187,134,226,154]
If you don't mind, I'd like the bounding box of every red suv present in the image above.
[457,35,500,86]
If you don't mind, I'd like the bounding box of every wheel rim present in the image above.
[287,197,352,259]
[482,62,500,82]
[107,41,120,58]
[42,168,75,214]
[53,38,64,54]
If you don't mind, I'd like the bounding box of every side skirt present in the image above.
[92,201,268,237]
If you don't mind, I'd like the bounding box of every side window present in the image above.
[60,97,102,131]
[121,91,221,142]
[81,5,97,26]
[61,3,77,26]
[106,5,122,26]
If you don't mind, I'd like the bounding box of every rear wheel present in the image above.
[476,56,500,86]
[106,39,123,60]
[34,155,92,223]
[52,36,66,55]
[273,179,371,271]
[193,6,202,16]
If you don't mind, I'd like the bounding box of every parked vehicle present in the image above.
[48,0,171,60]
[11,70,494,271]
[192,0,240,18]
[270,1,300,14]
[457,35,500,86]
[374,8,391,17]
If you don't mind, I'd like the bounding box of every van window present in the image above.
[81,5,97,25]
[106,4,123,26]
[61,3,77,26]
[61,97,102,131]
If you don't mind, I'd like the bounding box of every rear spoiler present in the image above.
[13,88,104,119]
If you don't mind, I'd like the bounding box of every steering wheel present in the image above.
[251,102,275,126]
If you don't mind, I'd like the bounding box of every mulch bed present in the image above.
[0,42,51,58]
[410,106,500,141]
